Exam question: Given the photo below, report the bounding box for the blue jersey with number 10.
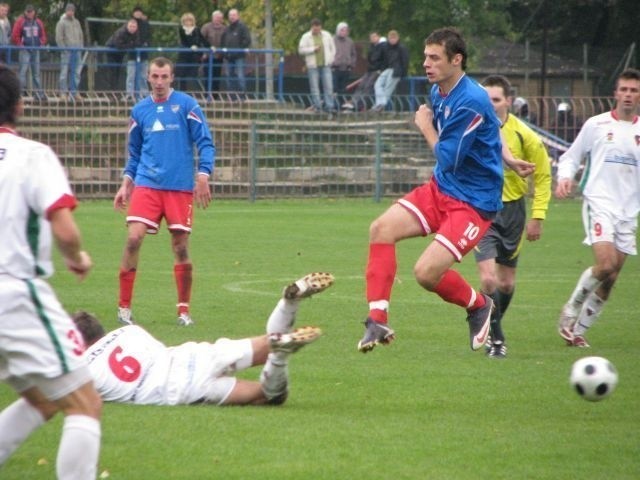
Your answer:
[125,90,215,192]
[430,74,503,213]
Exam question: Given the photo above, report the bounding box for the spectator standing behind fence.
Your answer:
[371,30,409,112]
[221,9,251,101]
[55,3,84,102]
[0,3,10,63]
[11,4,46,100]
[106,19,142,101]
[176,12,205,92]
[201,10,226,99]
[298,18,336,113]
[342,31,386,112]
[113,57,215,328]
[332,22,356,107]
[132,6,150,97]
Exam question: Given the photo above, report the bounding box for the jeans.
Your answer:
[307,65,335,111]
[125,60,136,97]
[18,48,43,95]
[59,50,82,94]
[373,68,400,109]
[126,60,149,98]
[226,57,246,94]
[137,60,149,96]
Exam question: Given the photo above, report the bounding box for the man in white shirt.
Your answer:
[556,68,640,347]
[75,272,334,406]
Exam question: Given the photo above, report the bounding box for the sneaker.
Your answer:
[341,102,355,111]
[484,334,493,352]
[283,272,334,300]
[558,303,577,344]
[466,294,493,351]
[487,341,507,359]
[269,326,322,353]
[177,312,194,326]
[357,318,395,353]
[117,307,134,325]
[571,335,590,348]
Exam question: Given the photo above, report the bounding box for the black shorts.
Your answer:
[474,197,526,268]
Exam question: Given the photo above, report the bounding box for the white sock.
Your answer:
[57,415,101,480]
[266,299,299,334]
[568,267,601,312]
[573,293,605,336]
[260,353,289,402]
[0,398,45,465]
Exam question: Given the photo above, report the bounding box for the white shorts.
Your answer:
[582,201,638,255]
[0,276,92,400]
[164,337,254,405]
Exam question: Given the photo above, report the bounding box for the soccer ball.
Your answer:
[570,356,618,402]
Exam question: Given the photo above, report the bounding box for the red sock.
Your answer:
[366,243,397,323]
[174,263,193,314]
[432,269,485,310]
[118,268,137,308]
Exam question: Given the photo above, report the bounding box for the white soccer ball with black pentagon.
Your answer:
[570,356,618,402]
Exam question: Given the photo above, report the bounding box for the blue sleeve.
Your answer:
[124,115,143,180]
[187,105,216,176]
[434,106,484,172]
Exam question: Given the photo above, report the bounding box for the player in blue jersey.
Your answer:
[358,27,534,353]
[113,56,216,327]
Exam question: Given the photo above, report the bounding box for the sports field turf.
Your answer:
[1,198,638,479]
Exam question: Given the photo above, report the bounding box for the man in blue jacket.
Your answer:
[113,57,216,327]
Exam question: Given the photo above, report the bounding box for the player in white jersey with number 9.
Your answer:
[556,68,640,348]
[0,65,102,479]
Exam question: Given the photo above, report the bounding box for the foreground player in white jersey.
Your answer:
[74,273,334,406]
[0,65,102,478]
[556,68,640,347]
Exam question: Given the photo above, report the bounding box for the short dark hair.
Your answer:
[0,65,21,125]
[72,311,106,347]
[311,18,322,27]
[617,68,640,86]
[150,56,175,73]
[481,74,512,98]
[425,27,467,70]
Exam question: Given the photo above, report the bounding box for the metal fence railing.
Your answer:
[2,45,286,101]
[9,45,625,201]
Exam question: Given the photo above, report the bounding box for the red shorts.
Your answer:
[398,180,492,261]
[127,187,193,234]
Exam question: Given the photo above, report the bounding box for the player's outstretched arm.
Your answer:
[49,208,92,280]
[113,176,134,211]
[194,173,212,209]
[555,178,573,198]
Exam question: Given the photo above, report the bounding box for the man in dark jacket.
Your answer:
[371,30,409,112]
[132,6,151,96]
[221,8,251,99]
[11,4,46,99]
[341,31,386,112]
[105,18,142,98]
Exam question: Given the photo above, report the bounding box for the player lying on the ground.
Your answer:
[73,272,334,406]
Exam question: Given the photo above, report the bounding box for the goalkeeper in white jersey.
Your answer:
[556,68,640,348]
[74,273,333,406]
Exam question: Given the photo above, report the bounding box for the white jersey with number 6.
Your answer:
[83,325,253,405]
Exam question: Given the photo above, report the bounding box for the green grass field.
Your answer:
[1,198,639,479]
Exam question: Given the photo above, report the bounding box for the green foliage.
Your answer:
[1,198,639,479]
